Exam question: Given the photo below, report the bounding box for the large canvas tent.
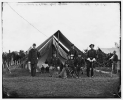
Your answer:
[35,30,85,69]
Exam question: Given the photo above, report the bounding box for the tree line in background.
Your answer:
[2,48,114,68]
[2,50,27,67]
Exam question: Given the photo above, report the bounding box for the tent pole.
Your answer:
[52,35,54,58]
[57,31,60,57]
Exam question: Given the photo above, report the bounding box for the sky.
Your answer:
[2,2,120,52]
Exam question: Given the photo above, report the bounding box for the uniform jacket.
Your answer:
[112,54,118,62]
[75,57,85,66]
[67,59,75,67]
[48,57,61,67]
[68,48,77,58]
[28,48,40,64]
[87,49,97,60]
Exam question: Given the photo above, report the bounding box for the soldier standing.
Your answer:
[87,44,96,77]
[110,50,118,75]
[68,44,78,78]
[68,44,77,59]
[28,43,40,77]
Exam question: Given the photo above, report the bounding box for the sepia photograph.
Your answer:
[2,1,121,98]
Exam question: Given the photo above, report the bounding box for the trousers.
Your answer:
[87,62,94,77]
[112,62,117,74]
[31,64,37,76]
[76,66,81,77]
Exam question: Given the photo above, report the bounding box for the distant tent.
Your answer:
[36,30,85,69]
[100,47,121,71]
[100,48,120,60]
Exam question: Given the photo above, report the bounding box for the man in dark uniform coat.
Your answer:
[75,52,85,77]
[68,44,77,59]
[87,44,96,77]
[110,50,118,74]
[68,44,78,77]
[28,43,40,77]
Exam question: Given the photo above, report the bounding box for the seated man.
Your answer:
[74,52,85,77]
[45,66,49,73]
[58,55,70,78]
[41,66,45,73]
[58,54,78,78]
[42,63,49,73]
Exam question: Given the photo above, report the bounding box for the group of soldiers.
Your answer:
[57,44,97,78]
[28,43,100,78]
[4,42,118,78]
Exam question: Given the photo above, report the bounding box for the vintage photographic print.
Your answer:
[2,1,121,98]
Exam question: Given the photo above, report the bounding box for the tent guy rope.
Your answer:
[6,3,48,38]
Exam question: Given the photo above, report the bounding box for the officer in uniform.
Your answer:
[68,44,77,59]
[28,43,40,77]
[75,52,85,77]
[68,55,77,78]
[68,44,78,78]
[87,44,96,77]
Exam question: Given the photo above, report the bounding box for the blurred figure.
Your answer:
[110,50,118,77]
[7,50,11,67]
[2,52,6,68]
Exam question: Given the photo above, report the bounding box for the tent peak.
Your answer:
[56,30,61,33]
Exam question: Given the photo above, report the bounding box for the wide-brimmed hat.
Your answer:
[89,44,94,47]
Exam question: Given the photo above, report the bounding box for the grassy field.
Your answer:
[95,67,112,72]
[3,66,120,98]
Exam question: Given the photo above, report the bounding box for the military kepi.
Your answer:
[89,44,94,47]
[33,43,36,46]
